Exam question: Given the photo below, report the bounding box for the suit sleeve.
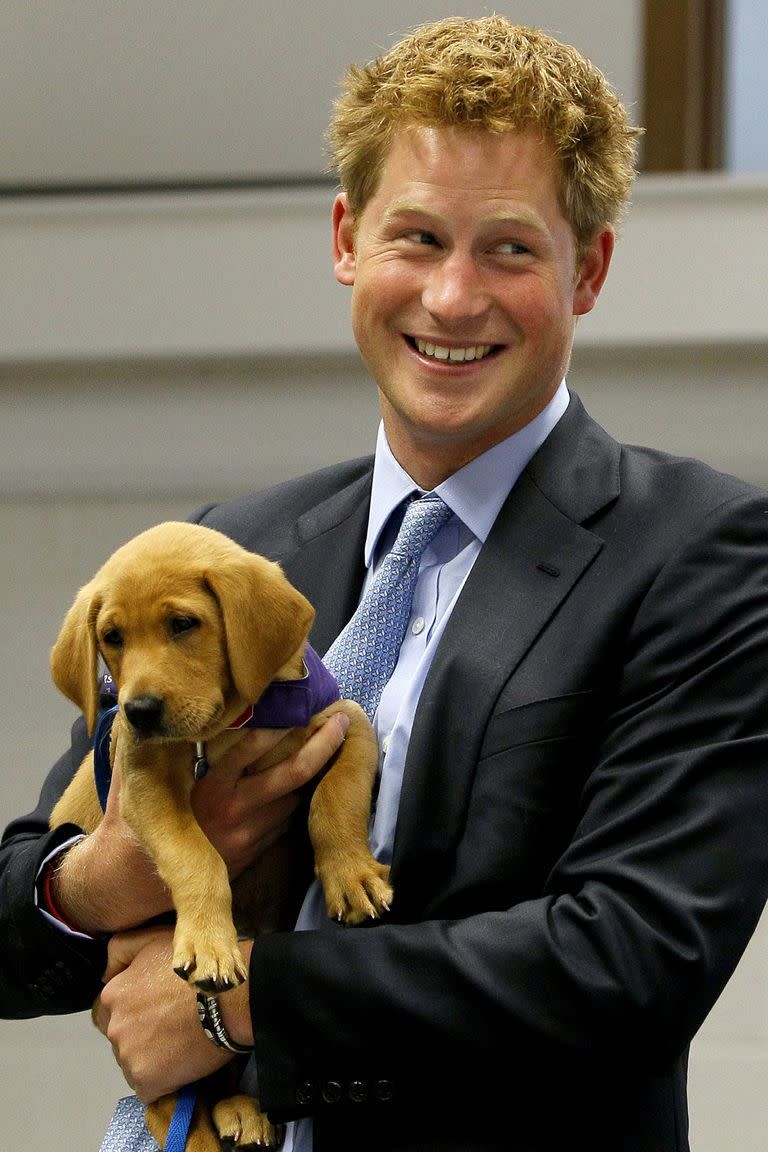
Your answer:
[246,491,768,1117]
[0,717,107,1018]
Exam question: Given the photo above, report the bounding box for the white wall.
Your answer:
[0,1,640,187]
[1,3,767,1150]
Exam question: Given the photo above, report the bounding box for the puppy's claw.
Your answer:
[195,973,245,994]
[221,1139,280,1151]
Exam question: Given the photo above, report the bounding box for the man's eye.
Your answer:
[496,241,529,255]
[170,616,199,637]
[405,230,439,246]
[101,629,123,648]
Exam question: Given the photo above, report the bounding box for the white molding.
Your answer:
[1,174,767,363]
[593,174,768,347]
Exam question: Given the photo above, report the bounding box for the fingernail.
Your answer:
[336,713,350,738]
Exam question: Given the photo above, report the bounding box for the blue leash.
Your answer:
[93,706,198,1152]
[162,1084,198,1152]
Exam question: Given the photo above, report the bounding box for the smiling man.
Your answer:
[333,124,613,487]
[3,15,768,1152]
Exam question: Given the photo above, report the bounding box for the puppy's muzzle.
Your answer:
[124,694,165,737]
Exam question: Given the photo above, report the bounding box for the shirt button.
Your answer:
[411,616,425,635]
[381,734,391,755]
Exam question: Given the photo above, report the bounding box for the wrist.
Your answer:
[43,840,108,937]
[53,828,172,936]
[39,855,92,934]
[205,941,254,1050]
[197,990,253,1053]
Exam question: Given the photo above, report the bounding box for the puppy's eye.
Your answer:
[101,628,123,648]
[169,616,199,637]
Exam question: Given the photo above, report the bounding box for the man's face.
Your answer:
[333,125,613,486]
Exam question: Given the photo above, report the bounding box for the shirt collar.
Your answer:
[365,380,569,565]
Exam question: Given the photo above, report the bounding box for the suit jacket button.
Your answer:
[374,1079,395,1103]
[295,1081,314,1106]
[322,1080,342,1104]
[349,1079,368,1103]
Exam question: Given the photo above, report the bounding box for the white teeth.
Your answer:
[415,339,493,362]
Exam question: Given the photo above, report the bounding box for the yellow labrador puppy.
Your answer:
[49,521,392,1149]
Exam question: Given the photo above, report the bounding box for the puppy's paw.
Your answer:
[319,856,393,926]
[172,929,249,993]
[213,1093,283,1150]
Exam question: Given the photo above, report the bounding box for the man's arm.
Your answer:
[238,491,768,1116]
[0,711,349,1021]
[0,716,109,1016]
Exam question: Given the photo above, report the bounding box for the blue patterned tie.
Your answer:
[99,1095,159,1152]
[323,494,452,719]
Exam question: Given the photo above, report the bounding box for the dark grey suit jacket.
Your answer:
[3,394,768,1151]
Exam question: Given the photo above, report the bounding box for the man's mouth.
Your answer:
[411,337,497,363]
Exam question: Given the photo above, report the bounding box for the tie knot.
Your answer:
[393,495,452,561]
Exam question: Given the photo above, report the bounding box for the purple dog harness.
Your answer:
[94,642,339,806]
[222,643,340,729]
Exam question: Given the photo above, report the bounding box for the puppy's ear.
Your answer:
[50,582,102,735]
[206,554,315,704]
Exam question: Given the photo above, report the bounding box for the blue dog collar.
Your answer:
[93,704,119,813]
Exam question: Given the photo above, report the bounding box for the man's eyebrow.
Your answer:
[382,200,440,222]
[383,201,549,233]
[484,208,550,233]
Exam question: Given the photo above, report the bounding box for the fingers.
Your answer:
[242,712,350,801]
[94,927,232,1102]
[202,713,349,803]
[91,990,109,1037]
[205,726,288,777]
[192,714,351,875]
[292,711,351,786]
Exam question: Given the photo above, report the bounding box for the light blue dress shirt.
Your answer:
[285,379,568,1151]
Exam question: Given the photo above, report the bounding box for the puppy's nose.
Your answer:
[124,695,164,735]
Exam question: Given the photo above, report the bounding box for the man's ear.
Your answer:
[573,226,615,317]
[333,192,357,285]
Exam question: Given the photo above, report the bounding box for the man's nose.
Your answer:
[421,251,491,322]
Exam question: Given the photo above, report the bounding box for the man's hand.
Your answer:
[93,926,254,1102]
[52,712,349,936]
[193,711,350,878]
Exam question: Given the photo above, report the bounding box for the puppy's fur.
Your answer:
[49,521,392,1150]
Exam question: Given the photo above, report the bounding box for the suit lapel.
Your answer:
[392,396,622,903]
[277,469,372,658]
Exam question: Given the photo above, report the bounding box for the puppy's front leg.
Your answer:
[119,738,247,992]
[308,700,393,924]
